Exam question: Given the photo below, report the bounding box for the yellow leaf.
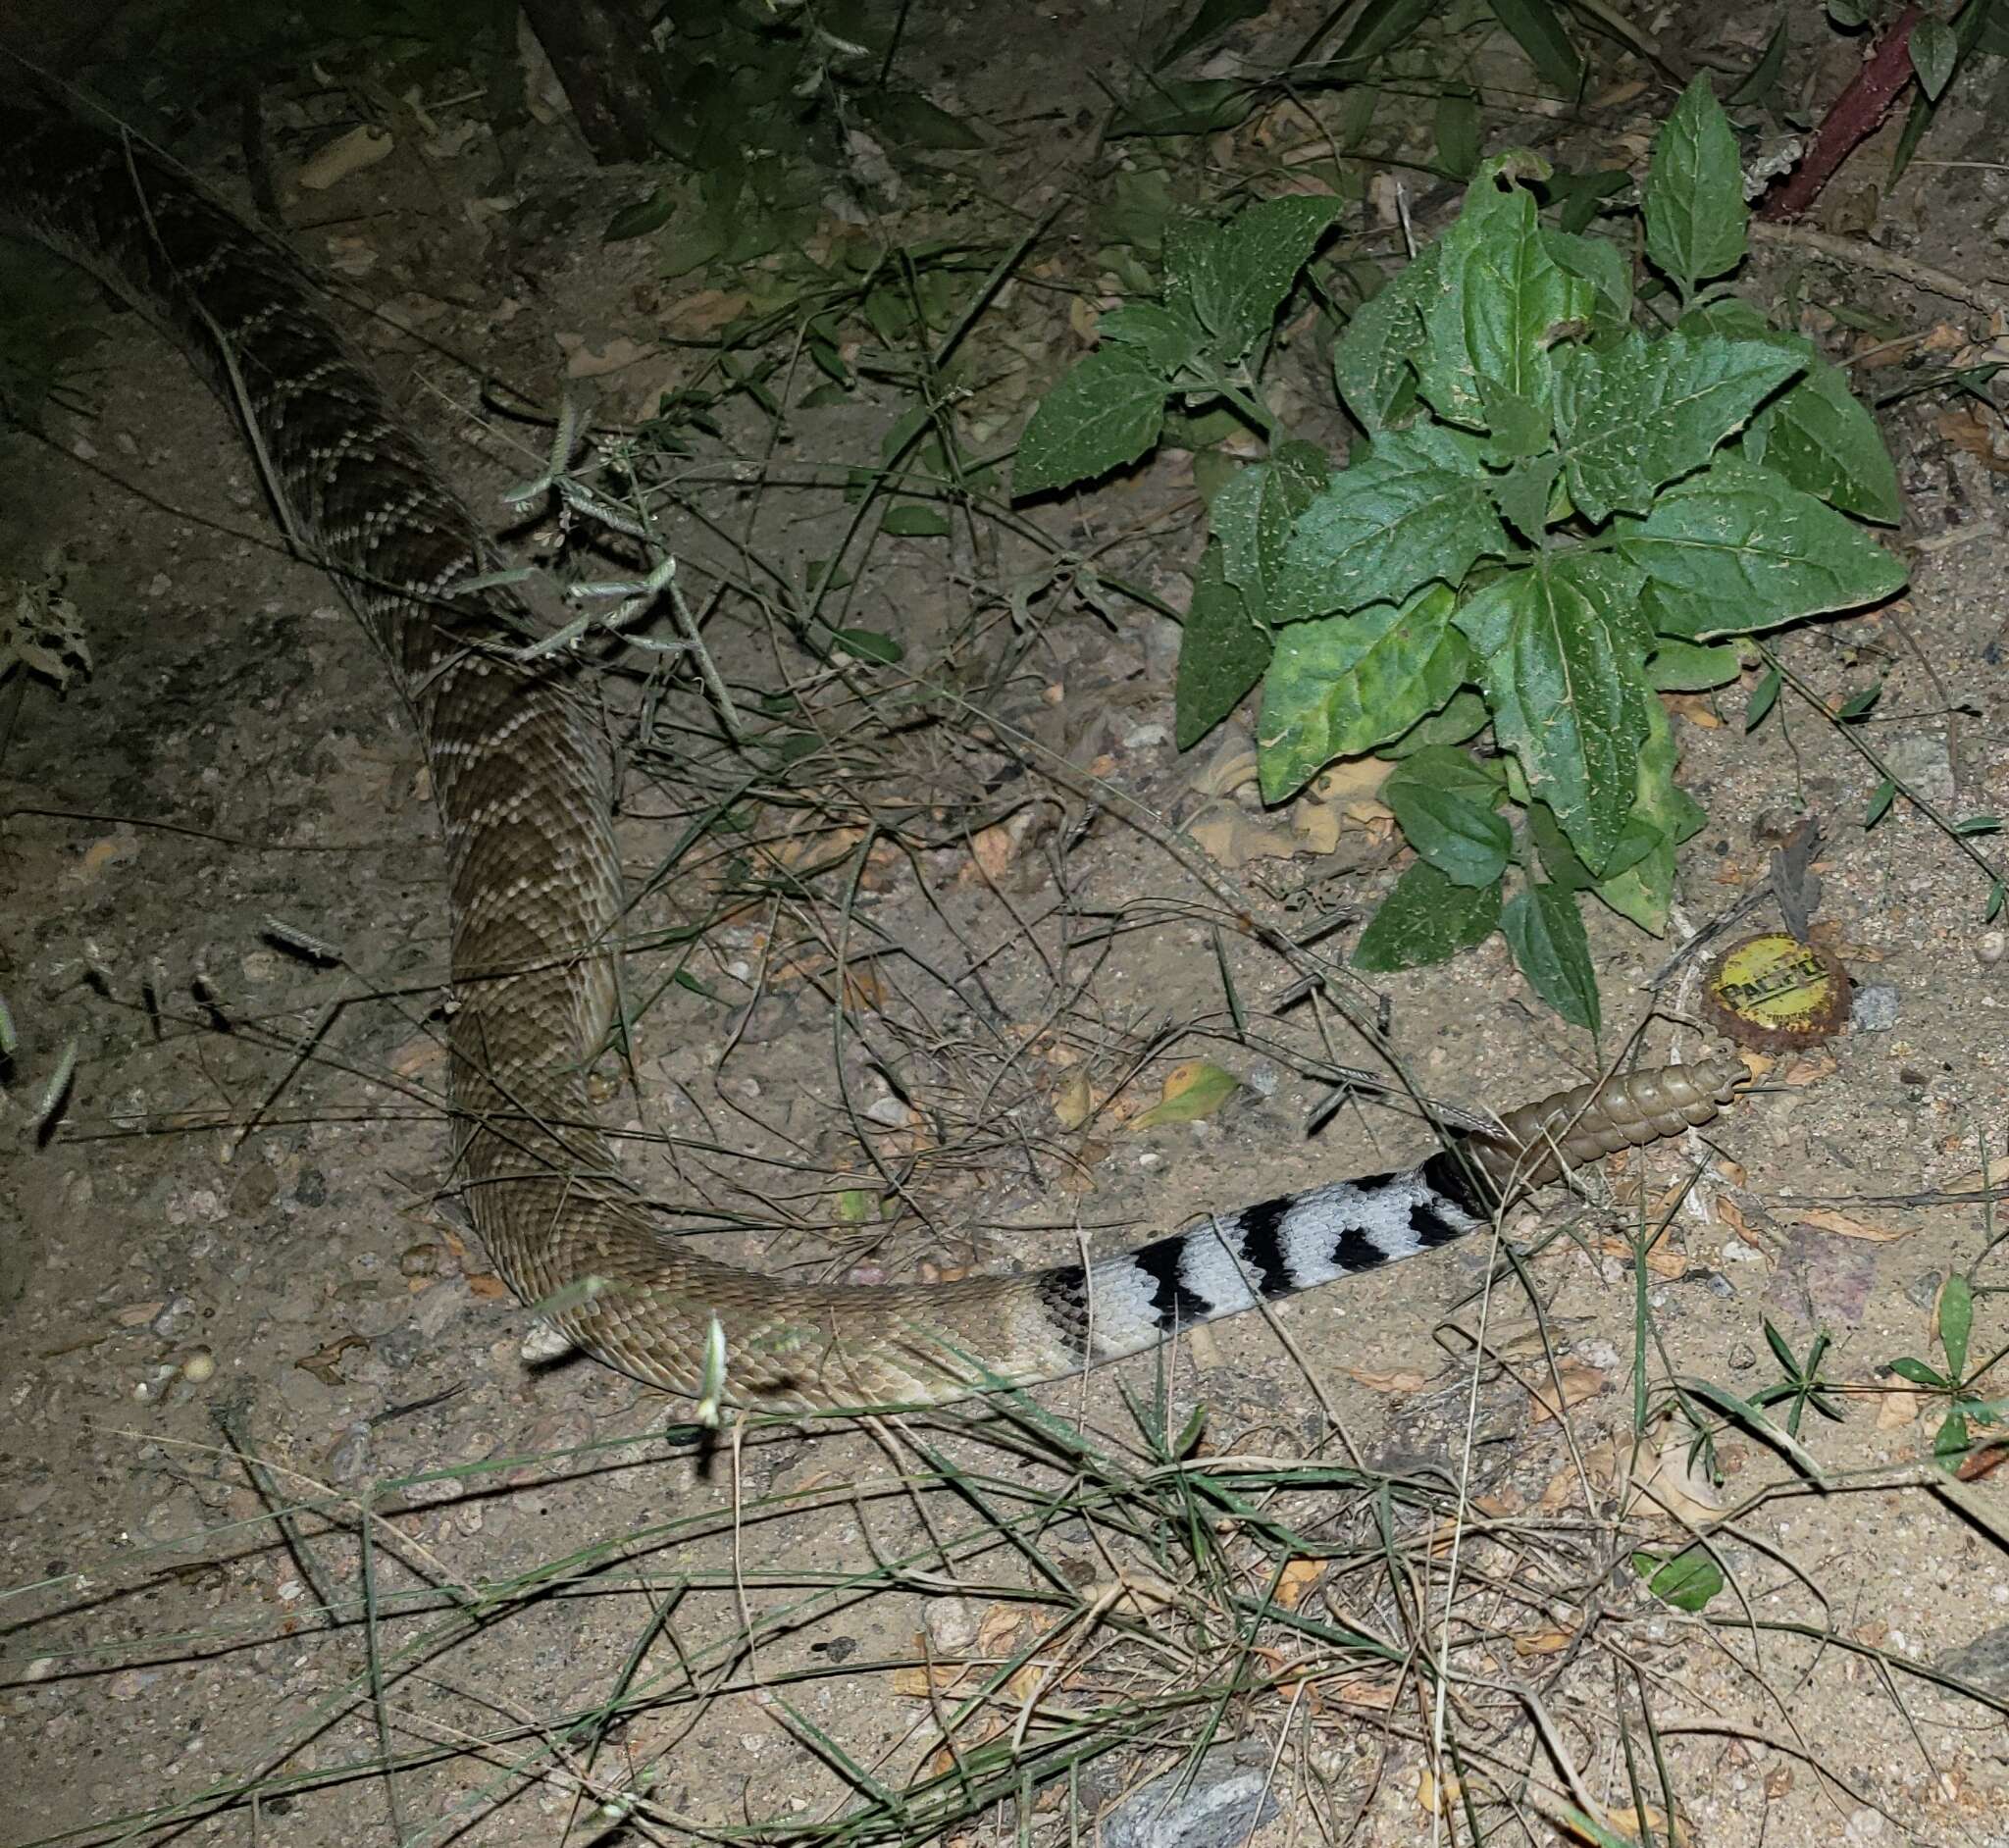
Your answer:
[1129,1059,1240,1128]
[1273,1558,1325,1610]
[1052,1069,1093,1130]
[1513,1626,1572,1657]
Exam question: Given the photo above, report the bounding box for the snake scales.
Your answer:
[2,101,1747,1412]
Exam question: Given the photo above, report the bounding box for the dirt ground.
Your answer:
[4,4,2009,1846]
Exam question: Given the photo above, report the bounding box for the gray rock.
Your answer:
[1100,1746,1279,1848]
[1850,984,1900,1031]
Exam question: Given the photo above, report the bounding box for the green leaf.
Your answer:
[1889,1357,1952,1389]
[1746,357,1905,525]
[1332,243,1439,434]
[1527,800,1592,890]
[1646,639,1742,690]
[1726,17,1790,108]
[1381,744,1511,887]
[1257,586,1472,799]
[1211,442,1331,619]
[1643,75,1747,296]
[1155,0,1272,69]
[1014,346,1168,495]
[1476,375,1552,460]
[1683,302,1904,522]
[1332,0,1437,63]
[1416,155,1596,429]
[1382,687,1491,756]
[855,90,987,149]
[1494,451,1564,542]
[1633,1546,1726,1613]
[1539,227,1632,326]
[1594,695,1704,933]
[1454,552,1651,872]
[1745,666,1781,730]
[1956,813,2003,836]
[831,628,904,664]
[1171,195,1345,366]
[1110,77,1256,137]
[605,186,677,242]
[1541,166,1631,237]
[1130,1058,1242,1127]
[1435,86,1481,179]
[1941,1272,1974,1380]
[1502,879,1600,1029]
[1273,425,1507,622]
[1175,540,1272,750]
[1911,18,1958,99]
[1487,0,1585,96]
[1352,859,1503,972]
[1554,332,1805,521]
[1098,301,1204,375]
[1618,461,1909,639]
[1935,1409,1973,1470]
[881,504,950,537]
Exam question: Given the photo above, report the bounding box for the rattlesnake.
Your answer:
[1,100,1747,1411]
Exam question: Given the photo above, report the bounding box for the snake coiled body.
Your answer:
[2,102,1747,1410]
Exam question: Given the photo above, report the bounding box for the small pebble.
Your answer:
[180,1347,217,1384]
[1978,930,2006,966]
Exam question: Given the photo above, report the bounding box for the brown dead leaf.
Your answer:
[1662,690,1725,728]
[1628,1430,1725,1524]
[1877,1386,1922,1431]
[1187,803,1302,867]
[1936,403,2009,471]
[1273,1557,1325,1610]
[1052,1069,1093,1131]
[1513,1626,1572,1657]
[1781,1049,1837,1088]
[1347,1366,1429,1393]
[892,1663,967,1698]
[1948,1154,2009,1194]
[664,288,751,338]
[1327,1673,1398,1709]
[465,1271,512,1300]
[294,1333,367,1385]
[1593,1234,1685,1279]
[975,1603,1024,1656]
[1794,1206,1910,1243]
[1528,1360,1607,1423]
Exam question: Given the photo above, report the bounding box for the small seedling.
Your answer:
[1749,1318,1847,1437]
[1888,1273,2006,1472]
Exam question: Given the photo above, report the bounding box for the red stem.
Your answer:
[1758,4,1923,222]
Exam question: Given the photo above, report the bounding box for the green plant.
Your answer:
[1889,1272,2008,1472]
[1012,77,1908,1029]
[1749,1319,1847,1437]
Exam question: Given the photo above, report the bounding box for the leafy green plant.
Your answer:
[1012,77,1908,1028]
[1889,1272,2007,1472]
[1749,1319,1847,1436]
[1630,1542,1725,1613]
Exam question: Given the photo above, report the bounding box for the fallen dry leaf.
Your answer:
[1628,1430,1725,1524]
[1273,1558,1325,1610]
[296,124,393,190]
[1051,1069,1093,1130]
[1347,1366,1428,1393]
[1528,1360,1607,1424]
[1793,1206,1909,1243]
[1593,1233,1685,1279]
[1877,1386,1922,1431]
[1948,1154,2009,1193]
[1512,1626,1572,1657]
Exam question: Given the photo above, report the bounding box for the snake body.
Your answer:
[2,102,1747,1411]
